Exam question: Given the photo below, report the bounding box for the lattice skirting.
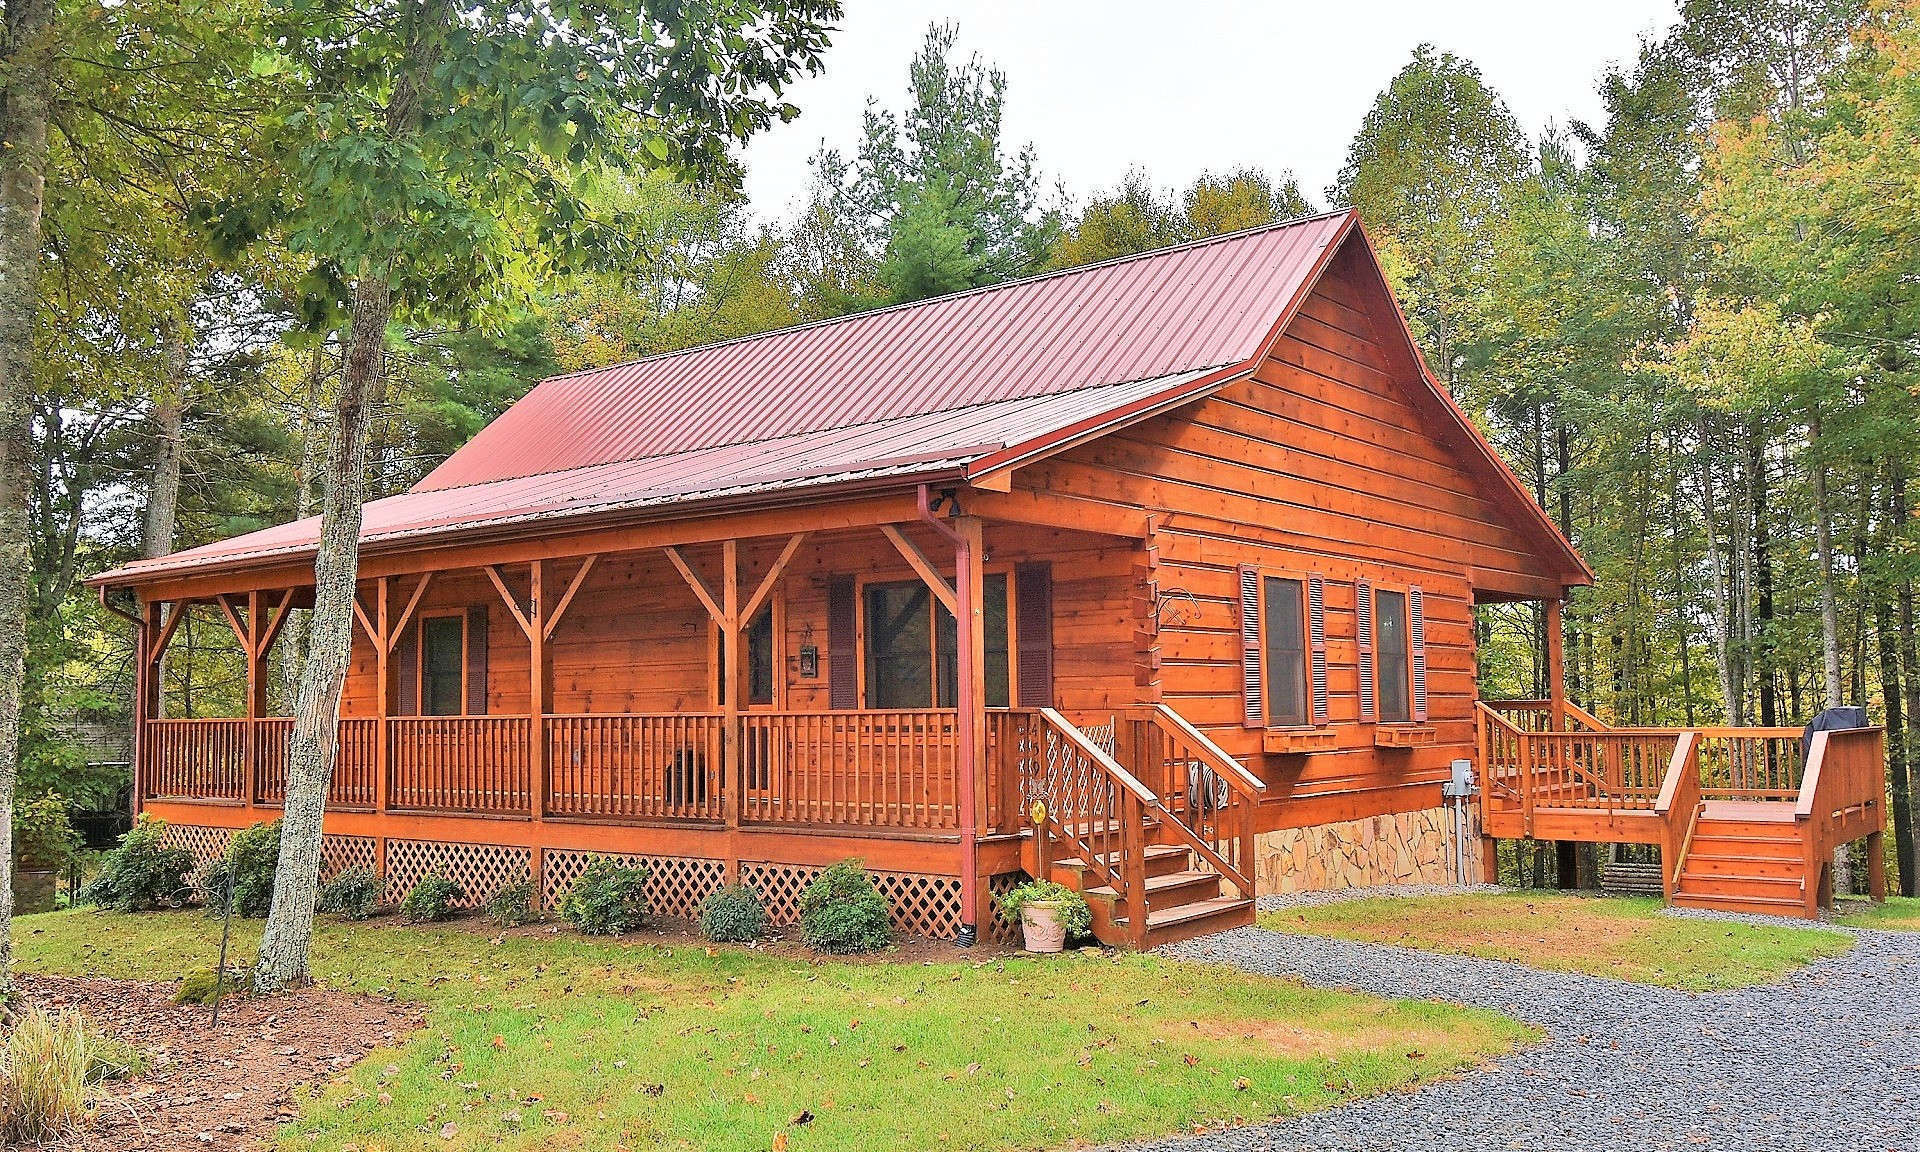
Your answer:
[540,850,726,921]
[157,822,233,868]
[984,872,1025,945]
[383,839,532,908]
[739,861,965,939]
[320,835,377,881]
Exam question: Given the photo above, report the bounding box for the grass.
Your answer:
[1260,891,1853,992]
[16,910,1532,1152]
[1837,895,1920,932]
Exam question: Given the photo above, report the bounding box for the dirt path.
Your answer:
[23,975,421,1151]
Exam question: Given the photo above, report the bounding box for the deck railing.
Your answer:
[388,716,532,814]
[742,709,959,830]
[143,709,963,831]
[547,713,724,822]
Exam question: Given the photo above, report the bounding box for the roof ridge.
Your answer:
[535,207,1355,387]
[411,364,1237,497]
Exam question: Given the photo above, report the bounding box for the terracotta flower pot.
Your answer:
[1019,901,1068,953]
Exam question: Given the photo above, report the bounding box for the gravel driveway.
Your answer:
[1125,916,1920,1151]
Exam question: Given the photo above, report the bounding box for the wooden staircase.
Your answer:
[1013,706,1264,950]
[1051,841,1254,949]
[1670,801,1815,917]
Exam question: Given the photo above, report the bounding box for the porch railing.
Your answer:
[146,718,248,802]
[387,716,532,814]
[742,710,959,830]
[547,713,724,822]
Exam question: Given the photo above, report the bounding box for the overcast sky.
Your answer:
[740,0,1680,224]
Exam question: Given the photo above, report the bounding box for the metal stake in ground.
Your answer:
[211,873,235,1027]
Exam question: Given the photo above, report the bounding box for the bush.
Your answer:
[317,867,383,920]
[399,872,463,923]
[174,966,248,1006]
[560,858,650,936]
[12,792,78,870]
[996,879,1093,937]
[485,876,539,927]
[0,1006,92,1143]
[798,859,891,954]
[78,816,193,912]
[698,884,769,943]
[200,819,281,918]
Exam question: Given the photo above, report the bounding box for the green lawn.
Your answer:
[1260,891,1853,992]
[17,911,1531,1151]
[1837,895,1920,932]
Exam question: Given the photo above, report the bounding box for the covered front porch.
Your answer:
[114,488,1259,943]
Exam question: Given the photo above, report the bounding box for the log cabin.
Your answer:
[92,210,1886,945]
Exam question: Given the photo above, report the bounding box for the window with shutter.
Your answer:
[1375,588,1410,723]
[1014,562,1053,707]
[421,615,465,716]
[1307,573,1329,724]
[1409,585,1428,722]
[826,575,857,710]
[394,622,419,716]
[1355,580,1375,722]
[465,605,488,715]
[1238,565,1263,727]
[1261,576,1305,726]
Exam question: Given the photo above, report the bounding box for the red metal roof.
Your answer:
[99,212,1356,585]
[417,210,1352,492]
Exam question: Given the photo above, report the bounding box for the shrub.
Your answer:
[485,876,539,927]
[200,819,281,918]
[798,859,891,954]
[317,867,383,920]
[996,879,1093,937]
[78,816,193,912]
[12,792,78,870]
[399,872,463,923]
[174,966,248,1006]
[0,1006,92,1143]
[699,884,769,942]
[560,858,650,936]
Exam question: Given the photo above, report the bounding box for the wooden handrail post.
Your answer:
[721,540,743,880]
[529,559,547,822]
[1123,793,1148,950]
[1544,596,1566,733]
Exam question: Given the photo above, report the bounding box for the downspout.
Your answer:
[918,484,979,946]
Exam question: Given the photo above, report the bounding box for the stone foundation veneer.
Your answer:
[1254,803,1483,895]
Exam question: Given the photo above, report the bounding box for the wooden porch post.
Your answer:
[955,516,983,941]
[1545,594,1578,890]
[720,541,744,881]
[371,579,391,882]
[529,560,548,898]
[133,599,159,816]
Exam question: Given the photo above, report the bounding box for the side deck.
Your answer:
[1477,701,1888,917]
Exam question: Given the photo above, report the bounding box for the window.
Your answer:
[421,615,465,716]
[717,606,777,706]
[1375,588,1410,722]
[983,573,1010,708]
[865,581,933,708]
[863,576,1013,709]
[1262,576,1308,726]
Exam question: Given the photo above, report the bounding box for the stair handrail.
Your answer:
[1134,703,1266,798]
[1653,730,1701,894]
[1107,704,1261,904]
[1022,709,1155,945]
[1563,700,1609,732]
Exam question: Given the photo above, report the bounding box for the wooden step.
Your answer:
[1678,872,1804,901]
[1050,844,1190,890]
[1688,832,1804,860]
[1692,818,1804,841]
[1115,896,1254,948]
[1669,890,1813,919]
[1680,853,1805,878]
[1083,869,1222,908]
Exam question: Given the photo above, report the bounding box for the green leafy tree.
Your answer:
[200,0,841,993]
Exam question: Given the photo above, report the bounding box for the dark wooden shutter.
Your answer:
[394,622,419,716]
[1409,585,1428,722]
[465,605,489,716]
[1355,579,1376,722]
[1015,562,1054,708]
[1237,565,1263,727]
[827,575,857,710]
[1307,573,1328,725]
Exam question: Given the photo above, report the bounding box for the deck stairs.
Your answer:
[1669,801,1816,918]
[1011,706,1263,950]
[1047,839,1254,949]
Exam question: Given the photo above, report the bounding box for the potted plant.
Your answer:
[997,880,1092,953]
[13,792,79,914]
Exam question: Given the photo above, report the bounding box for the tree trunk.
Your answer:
[253,277,391,992]
[0,0,58,997]
[1809,416,1843,711]
[1698,422,1739,724]
[139,334,189,719]
[272,346,329,709]
[1895,471,1920,897]
[1749,433,1778,726]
